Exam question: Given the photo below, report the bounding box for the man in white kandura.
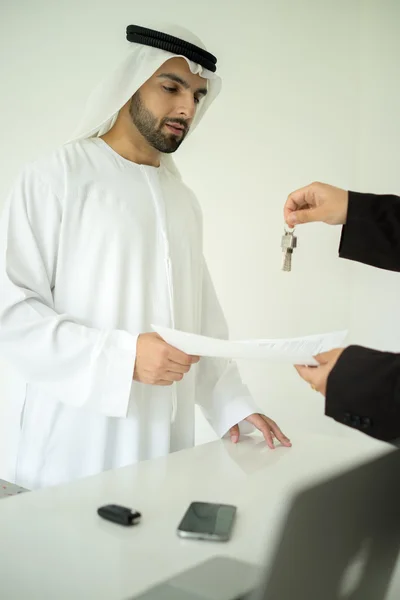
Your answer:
[0,23,291,489]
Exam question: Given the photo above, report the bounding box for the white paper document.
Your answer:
[151,324,348,366]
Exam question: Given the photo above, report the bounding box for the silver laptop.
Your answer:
[129,449,400,600]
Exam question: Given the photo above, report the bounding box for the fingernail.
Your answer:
[288,214,297,226]
[231,435,239,444]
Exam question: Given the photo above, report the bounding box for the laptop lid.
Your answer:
[256,449,400,600]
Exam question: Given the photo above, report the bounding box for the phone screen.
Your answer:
[177,502,237,540]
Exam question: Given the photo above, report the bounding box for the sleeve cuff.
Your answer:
[94,330,138,418]
[339,191,372,257]
[211,395,261,438]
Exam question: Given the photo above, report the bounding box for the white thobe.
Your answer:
[0,138,259,489]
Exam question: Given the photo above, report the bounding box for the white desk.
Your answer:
[0,430,398,600]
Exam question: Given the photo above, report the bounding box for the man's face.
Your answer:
[129,57,208,153]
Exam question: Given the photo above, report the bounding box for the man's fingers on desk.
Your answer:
[229,415,292,449]
[245,414,292,450]
[261,415,292,448]
[229,424,240,444]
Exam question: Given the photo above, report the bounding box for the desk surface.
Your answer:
[0,430,398,600]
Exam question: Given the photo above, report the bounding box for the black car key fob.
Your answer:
[97,504,141,526]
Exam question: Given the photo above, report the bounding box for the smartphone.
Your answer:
[177,501,237,541]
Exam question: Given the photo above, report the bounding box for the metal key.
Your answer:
[281,228,297,272]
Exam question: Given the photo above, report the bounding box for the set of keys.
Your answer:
[281,227,297,272]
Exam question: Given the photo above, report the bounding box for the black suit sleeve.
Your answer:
[339,191,400,272]
[325,345,400,441]
[326,191,400,441]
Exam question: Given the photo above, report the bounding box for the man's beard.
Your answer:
[129,92,188,154]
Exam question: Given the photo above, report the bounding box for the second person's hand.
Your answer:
[294,348,345,396]
[284,182,349,227]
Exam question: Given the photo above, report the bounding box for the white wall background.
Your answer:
[0,0,399,473]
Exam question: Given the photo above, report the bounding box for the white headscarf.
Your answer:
[67,23,222,177]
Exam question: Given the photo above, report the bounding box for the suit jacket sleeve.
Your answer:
[339,191,400,271]
[330,191,400,440]
[325,345,400,441]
